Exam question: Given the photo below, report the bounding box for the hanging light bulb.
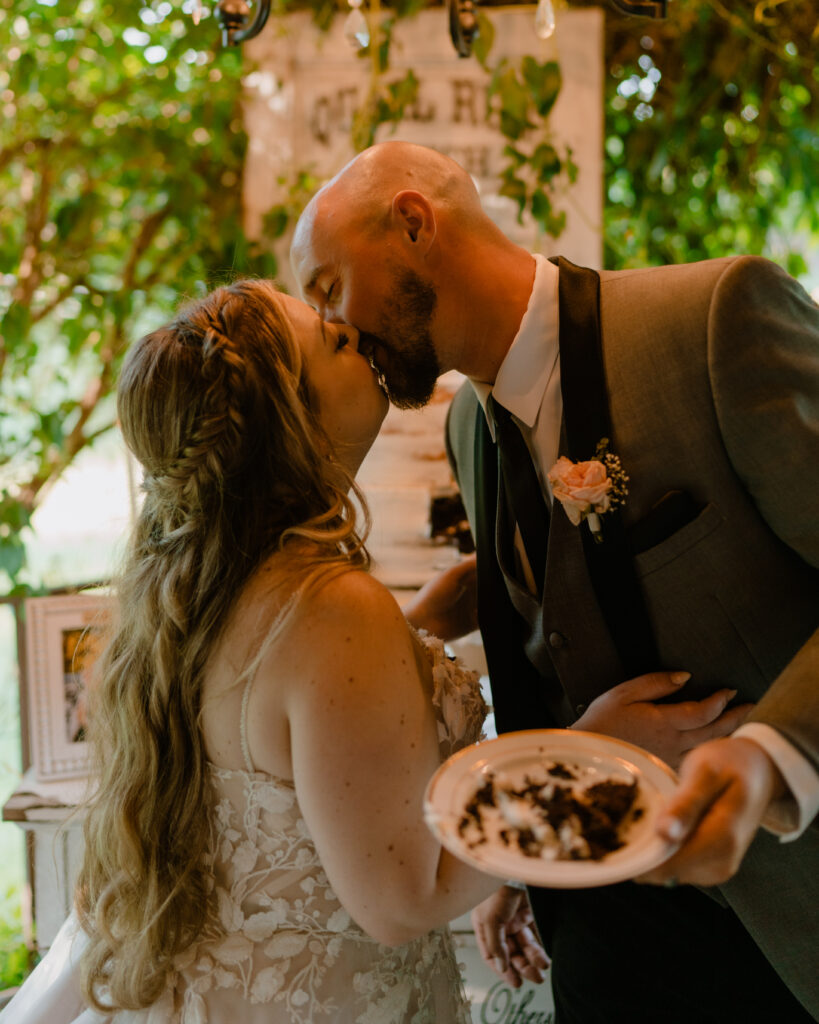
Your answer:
[344,0,370,49]
[534,0,556,39]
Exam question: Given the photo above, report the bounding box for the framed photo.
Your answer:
[25,594,114,781]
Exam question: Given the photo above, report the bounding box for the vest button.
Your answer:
[575,703,587,716]
[548,631,565,649]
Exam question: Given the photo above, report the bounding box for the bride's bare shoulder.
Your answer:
[294,568,408,642]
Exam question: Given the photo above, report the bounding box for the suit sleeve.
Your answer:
[709,255,819,777]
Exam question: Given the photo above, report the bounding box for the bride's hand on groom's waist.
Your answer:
[572,671,755,770]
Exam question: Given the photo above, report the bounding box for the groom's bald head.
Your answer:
[294,141,485,248]
[291,142,532,392]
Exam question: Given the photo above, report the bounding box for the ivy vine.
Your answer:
[474,12,578,237]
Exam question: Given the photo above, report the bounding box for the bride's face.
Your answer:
[279,293,389,474]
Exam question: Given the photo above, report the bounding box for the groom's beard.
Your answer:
[365,268,440,410]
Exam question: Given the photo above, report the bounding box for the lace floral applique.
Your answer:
[161,632,481,1023]
[414,629,487,760]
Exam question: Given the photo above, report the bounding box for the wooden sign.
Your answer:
[243,5,603,286]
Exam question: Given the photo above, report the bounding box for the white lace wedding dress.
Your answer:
[1,631,487,1024]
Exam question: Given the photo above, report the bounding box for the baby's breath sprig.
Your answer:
[593,437,629,511]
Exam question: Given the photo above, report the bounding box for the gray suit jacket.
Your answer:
[446,255,819,1015]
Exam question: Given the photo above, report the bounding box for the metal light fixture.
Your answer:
[215,0,272,47]
[448,0,479,58]
[448,0,667,58]
[211,0,665,55]
[609,0,667,16]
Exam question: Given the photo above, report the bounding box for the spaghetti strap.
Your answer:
[239,674,257,773]
[239,585,305,774]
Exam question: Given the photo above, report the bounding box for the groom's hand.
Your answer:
[471,885,549,989]
[572,671,755,769]
[637,736,786,886]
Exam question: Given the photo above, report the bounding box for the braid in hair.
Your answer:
[76,280,368,1011]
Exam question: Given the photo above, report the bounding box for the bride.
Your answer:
[1,279,546,1024]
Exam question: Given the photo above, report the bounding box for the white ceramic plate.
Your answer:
[424,729,680,888]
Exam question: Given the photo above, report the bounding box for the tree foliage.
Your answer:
[1,0,817,591]
[603,0,819,274]
[0,0,277,588]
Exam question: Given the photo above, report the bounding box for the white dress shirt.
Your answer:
[469,253,819,840]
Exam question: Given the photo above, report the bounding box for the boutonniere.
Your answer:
[547,438,629,543]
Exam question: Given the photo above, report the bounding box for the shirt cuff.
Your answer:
[733,722,819,841]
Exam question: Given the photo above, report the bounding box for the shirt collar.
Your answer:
[470,254,559,438]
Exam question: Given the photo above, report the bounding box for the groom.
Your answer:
[291,142,819,1022]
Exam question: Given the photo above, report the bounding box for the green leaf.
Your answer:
[522,58,562,119]
[502,144,527,167]
[498,171,527,212]
[0,539,26,582]
[531,142,562,180]
[494,67,530,124]
[499,111,533,142]
[546,210,567,238]
[786,252,808,278]
[34,411,66,449]
[531,190,552,224]
[0,305,31,349]
[472,10,496,68]
[264,206,290,240]
[387,70,420,116]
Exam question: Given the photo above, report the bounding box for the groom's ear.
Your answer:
[391,190,437,256]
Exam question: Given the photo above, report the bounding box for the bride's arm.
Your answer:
[280,569,501,947]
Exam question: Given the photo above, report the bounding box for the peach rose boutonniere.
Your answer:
[547,439,629,543]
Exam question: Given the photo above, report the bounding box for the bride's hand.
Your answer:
[573,671,755,770]
[402,554,478,641]
[471,885,549,989]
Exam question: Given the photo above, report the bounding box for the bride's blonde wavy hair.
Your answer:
[75,279,369,1011]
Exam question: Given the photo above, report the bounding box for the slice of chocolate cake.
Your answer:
[457,761,641,862]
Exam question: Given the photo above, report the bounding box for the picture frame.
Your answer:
[25,593,114,781]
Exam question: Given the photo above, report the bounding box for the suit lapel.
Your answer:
[554,256,660,677]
